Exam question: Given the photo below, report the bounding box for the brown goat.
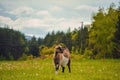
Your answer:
[53,45,71,74]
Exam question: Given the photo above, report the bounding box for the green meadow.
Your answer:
[0,57,120,80]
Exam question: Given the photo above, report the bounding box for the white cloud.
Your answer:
[0,15,90,38]
[44,17,84,32]
[0,16,23,30]
[8,6,53,18]
[12,18,50,30]
[0,16,13,24]
[0,12,91,37]
[56,19,82,31]
[50,6,63,12]
[75,5,98,11]
[9,6,34,16]
[36,10,49,15]
[24,18,49,27]
[36,10,51,18]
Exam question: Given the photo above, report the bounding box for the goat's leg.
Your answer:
[67,59,71,73]
[55,64,59,74]
[62,66,65,73]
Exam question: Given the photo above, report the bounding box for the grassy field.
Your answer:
[0,58,120,80]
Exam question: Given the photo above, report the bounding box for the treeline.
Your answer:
[0,26,26,60]
[0,3,120,60]
[0,26,45,60]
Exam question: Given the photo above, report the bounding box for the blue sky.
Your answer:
[0,0,119,38]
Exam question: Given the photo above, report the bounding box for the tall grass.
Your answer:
[0,58,120,80]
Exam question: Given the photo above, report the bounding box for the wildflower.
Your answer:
[36,73,38,76]
[23,73,26,75]
[115,74,118,77]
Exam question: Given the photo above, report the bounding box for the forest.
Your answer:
[0,3,120,60]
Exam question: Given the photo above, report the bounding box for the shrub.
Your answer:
[27,54,34,60]
[18,53,27,60]
[39,45,54,56]
[82,48,93,59]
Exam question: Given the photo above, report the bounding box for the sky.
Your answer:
[0,0,119,38]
